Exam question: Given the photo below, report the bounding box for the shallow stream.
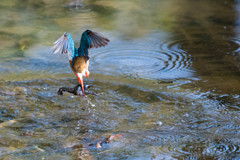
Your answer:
[0,0,240,159]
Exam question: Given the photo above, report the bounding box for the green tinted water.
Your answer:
[0,0,240,159]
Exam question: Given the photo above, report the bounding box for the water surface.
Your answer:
[0,0,240,159]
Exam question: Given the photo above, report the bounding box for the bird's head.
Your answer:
[75,67,89,93]
[76,73,84,93]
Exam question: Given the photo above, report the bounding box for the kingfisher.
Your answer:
[52,30,109,93]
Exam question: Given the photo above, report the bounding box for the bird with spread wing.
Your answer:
[52,30,110,93]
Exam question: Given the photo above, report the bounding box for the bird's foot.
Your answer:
[85,71,90,78]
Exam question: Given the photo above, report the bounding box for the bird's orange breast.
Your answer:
[69,56,89,74]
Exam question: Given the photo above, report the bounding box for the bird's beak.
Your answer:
[76,73,84,93]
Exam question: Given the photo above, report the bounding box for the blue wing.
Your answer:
[52,32,75,60]
[86,30,110,48]
[78,30,110,57]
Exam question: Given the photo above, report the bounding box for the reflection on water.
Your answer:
[0,0,240,159]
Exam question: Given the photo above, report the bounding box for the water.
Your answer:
[0,0,240,159]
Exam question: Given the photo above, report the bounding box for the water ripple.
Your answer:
[91,39,194,80]
[202,138,240,158]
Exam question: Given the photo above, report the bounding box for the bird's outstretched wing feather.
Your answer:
[87,31,110,48]
[52,32,75,59]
